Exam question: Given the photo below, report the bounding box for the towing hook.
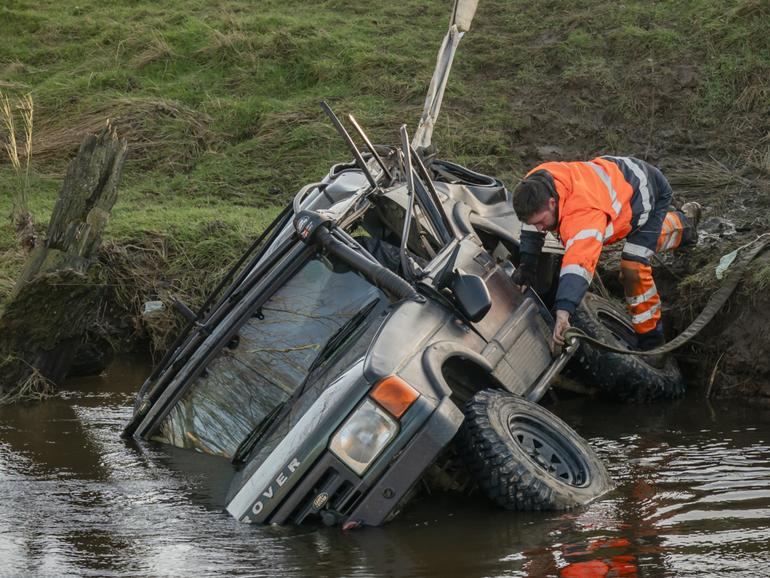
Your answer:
[294,210,334,244]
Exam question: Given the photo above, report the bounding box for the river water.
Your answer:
[1,357,768,578]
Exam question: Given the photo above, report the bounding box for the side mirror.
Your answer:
[452,270,491,322]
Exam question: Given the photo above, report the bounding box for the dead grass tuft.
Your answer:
[197,28,253,61]
[748,146,770,175]
[666,157,754,194]
[131,32,175,70]
[34,98,212,170]
[0,359,54,406]
[734,84,770,113]
[2,60,27,76]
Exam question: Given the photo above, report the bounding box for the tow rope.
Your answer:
[563,233,770,356]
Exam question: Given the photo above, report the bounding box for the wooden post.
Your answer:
[0,124,127,404]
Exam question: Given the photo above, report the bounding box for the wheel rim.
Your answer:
[507,415,590,486]
[597,309,638,349]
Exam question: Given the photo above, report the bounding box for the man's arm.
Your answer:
[552,209,609,347]
[513,225,545,289]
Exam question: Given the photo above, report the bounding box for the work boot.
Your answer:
[681,201,702,244]
[638,332,666,368]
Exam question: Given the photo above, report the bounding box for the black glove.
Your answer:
[512,262,537,288]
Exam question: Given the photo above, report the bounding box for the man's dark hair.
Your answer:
[512,170,556,220]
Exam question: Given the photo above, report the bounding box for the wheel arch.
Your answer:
[422,341,506,405]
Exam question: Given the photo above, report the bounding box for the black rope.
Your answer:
[564,233,770,356]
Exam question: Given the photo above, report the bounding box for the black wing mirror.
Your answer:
[452,270,491,322]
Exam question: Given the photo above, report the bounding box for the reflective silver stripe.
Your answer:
[661,229,681,251]
[670,229,681,249]
[610,156,652,227]
[622,242,654,259]
[605,222,614,239]
[560,264,593,283]
[631,302,661,325]
[586,162,622,216]
[626,285,658,306]
[564,228,603,250]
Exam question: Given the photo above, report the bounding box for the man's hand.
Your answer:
[551,309,570,354]
[512,263,537,293]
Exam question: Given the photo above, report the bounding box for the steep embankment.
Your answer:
[1,1,768,396]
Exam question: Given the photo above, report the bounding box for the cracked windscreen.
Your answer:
[155,257,384,457]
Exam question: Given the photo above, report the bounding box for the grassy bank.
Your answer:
[1,0,768,349]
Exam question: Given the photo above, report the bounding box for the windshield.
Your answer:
[155,257,384,457]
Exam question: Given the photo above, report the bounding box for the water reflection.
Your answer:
[0,358,768,577]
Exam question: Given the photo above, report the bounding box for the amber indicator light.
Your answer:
[370,376,420,419]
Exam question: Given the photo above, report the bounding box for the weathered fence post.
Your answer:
[0,123,127,404]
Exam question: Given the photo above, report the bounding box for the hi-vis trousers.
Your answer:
[619,171,696,349]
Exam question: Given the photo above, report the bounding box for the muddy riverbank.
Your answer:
[1,357,768,577]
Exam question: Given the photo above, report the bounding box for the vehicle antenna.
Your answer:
[319,101,377,190]
[347,114,393,182]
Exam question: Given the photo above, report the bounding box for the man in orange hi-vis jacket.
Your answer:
[511,156,701,352]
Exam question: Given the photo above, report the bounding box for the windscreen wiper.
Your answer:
[305,297,381,376]
[232,400,287,465]
[231,297,381,465]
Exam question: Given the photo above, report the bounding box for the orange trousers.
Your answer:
[620,209,694,348]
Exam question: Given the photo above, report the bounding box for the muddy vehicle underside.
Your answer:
[124,0,623,527]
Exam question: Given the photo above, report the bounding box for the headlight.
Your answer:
[329,399,398,475]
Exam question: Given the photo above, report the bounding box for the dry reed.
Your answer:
[666,157,754,194]
[1,91,35,247]
[33,98,211,170]
[0,359,54,406]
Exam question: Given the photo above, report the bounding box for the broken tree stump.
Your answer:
[0,124,127,404]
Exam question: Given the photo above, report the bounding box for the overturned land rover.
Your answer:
[123,0,617,527]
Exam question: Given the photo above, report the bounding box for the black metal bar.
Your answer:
[399,125,418,280]
[319,102,377,190]
[347,114,392,182]
[331,227,379,265]
[315,226,420,302]
[172,299,197,323]
[409,146,455,242]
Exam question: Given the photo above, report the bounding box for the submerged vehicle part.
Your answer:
[156,257,387,457]
[125,0,611,528]
[125,123,584,526]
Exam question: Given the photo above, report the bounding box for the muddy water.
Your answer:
[1,358,769,578]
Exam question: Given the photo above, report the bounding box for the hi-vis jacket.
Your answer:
[520,156,670,315]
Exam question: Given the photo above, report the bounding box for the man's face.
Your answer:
[525,197,558,232]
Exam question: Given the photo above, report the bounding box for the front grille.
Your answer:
[330,480,356,511]
[268,453,364,525]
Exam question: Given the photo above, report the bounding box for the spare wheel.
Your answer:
[569,292,685,402]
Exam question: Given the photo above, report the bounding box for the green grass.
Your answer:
[1,0,768,341]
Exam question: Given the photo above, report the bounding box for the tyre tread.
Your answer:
[458,390,612,511]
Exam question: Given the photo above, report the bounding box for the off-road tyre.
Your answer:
[458,389,612,511]
[570,292,685,402]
